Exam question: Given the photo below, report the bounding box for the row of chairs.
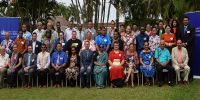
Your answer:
[2,69,183,88]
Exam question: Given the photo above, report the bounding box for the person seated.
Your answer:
[124,43,139,83]
[50,43,67,88]
[80,41,94,88]
[66,47,80,87]
[7,44,22,88]
[172,39,190,84]
[19,45,37,88]
[93,45,108,89]
[37,44,50,87]
[108,42,125,88]
[155,40,174,87]
[0,47,9,89]
[140,42,155,86]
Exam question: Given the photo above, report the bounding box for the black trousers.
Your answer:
[50,67,65,85]
[18,68,35,86]
[80,66,92,87]
[156,64,174,83]
[7,67,21,87]
[37,69,49,86]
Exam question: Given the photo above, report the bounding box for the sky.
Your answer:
[56,0,125,22]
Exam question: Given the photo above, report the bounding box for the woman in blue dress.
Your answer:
[140,42,155,85]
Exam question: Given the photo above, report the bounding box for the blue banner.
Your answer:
[0,17,20,42]
[185,12,200,76]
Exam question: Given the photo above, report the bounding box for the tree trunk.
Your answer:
[116,0,120,31]
[94,0,100,30]
[106,0,111,27]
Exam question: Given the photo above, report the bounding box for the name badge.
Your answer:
[149,56,151,59]
[104,39,107,42]
[144,38,146,41]
[32,59,34,62]
[60,57,63,60]
[187,31,190,34]
[21,42,24,44]
[170,37,173,41]
[119,54,121,57]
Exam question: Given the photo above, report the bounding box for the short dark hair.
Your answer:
[56,43,62,47]
[183,16,189,20]
[41,43,46,47]
[88,20,93,23]
[32,32,37,36]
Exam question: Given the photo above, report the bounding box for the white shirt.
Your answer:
[0,53,9,67]
[64,28,78,41]
[77,30,85,42]
[33,29,45,42]
[32,41,36,53]
[37,52,50,69]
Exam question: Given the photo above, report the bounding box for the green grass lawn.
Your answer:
[0,79,200,100]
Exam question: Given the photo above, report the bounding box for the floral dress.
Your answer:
[66,55,79,80]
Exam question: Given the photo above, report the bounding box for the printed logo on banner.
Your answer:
[0,17,20,42]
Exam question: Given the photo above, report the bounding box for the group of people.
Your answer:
[0,16,195,89]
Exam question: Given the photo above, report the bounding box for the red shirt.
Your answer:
[161,33,176,44]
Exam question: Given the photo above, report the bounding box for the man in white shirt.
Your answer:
[33,22,46,42]
[107,20,116,38]
[37,44,50,87]
[64,21,78,41]
[84,20,97,40]
[77,24,85,42]
[0,47,9,89]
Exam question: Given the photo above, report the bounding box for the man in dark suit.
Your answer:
[29,33,42,55]
[18,45,37,88]
[179,16,195,81]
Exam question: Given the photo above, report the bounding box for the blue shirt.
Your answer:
[95,35,111,49]
[51,51,67,65]
[154,47,171,64]
[23,31,32,41]
[136,33,149,53]
[53,38,67,52]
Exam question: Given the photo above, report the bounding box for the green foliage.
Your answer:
[0,80,200,100]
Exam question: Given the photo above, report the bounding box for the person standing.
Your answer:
[29,33,42,55]
[179,16,195,81]
[33,22,46,42]
[95,26,111,52]
[14,30,28,55]
[1,32,13,56]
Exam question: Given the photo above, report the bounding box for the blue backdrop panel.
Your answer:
[0,17,20,42]
[185,12,200,76]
